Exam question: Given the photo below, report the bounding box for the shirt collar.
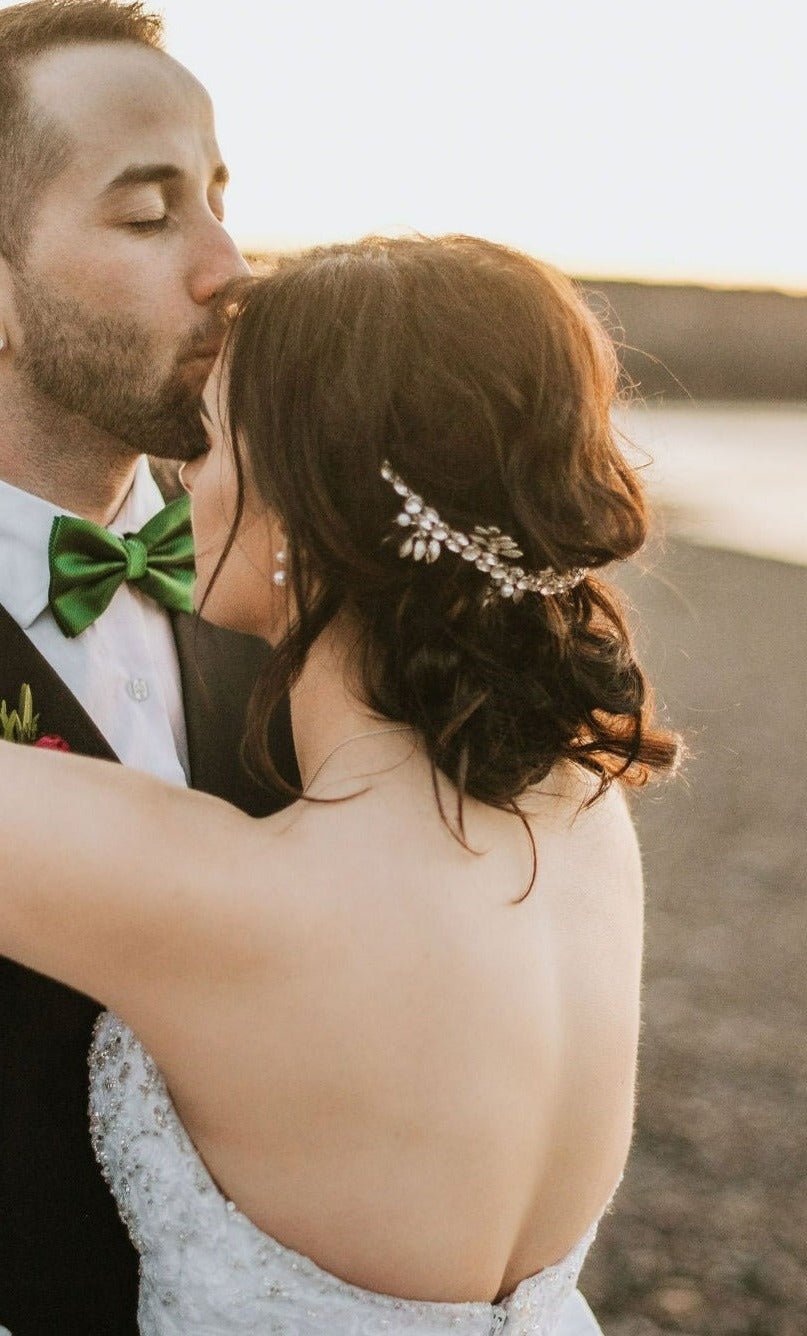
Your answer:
[0,456,166,630]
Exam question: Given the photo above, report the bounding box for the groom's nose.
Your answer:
[188,219,250,306]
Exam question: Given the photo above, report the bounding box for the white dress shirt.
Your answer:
[0,457,189,786]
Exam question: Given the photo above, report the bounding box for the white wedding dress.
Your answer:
[89,1012,607,1335]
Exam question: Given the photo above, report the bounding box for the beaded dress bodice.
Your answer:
[89,1012,603,1335]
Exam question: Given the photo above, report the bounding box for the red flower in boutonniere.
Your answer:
[0,684,70,751]
[34,735,72,752]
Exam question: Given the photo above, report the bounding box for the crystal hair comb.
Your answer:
[380,460,590,602]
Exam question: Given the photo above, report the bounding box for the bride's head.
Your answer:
[184,233,679,813]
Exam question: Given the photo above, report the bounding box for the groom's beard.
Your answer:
[12,270,210,461]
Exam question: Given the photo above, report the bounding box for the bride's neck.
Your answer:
[290,614,404,792]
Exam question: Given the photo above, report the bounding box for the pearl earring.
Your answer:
[0,336,6,352]
[273,549,287,587]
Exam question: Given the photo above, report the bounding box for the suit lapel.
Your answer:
[171,611,299,815]
[0,601,297,809]
[0,602,119,762]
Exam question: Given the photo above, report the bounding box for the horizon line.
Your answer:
[236,240,807,300]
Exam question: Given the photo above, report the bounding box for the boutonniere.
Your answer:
[0,684,71,751]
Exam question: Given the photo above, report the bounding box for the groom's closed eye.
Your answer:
[126,215,170,233]
[100,162,229,231]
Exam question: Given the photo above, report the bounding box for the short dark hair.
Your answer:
[216,236,681,892]
[0,1,164,264]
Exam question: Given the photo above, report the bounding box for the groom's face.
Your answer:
[4,41,248,460]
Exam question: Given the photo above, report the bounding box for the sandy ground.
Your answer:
[577,533,807,1335]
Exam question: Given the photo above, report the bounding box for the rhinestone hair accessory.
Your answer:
[380,460,591,602]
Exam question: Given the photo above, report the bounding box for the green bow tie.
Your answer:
[48,495,195,638]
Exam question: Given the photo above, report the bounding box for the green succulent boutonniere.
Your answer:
[1,683,39,742]
[0,684,71,751]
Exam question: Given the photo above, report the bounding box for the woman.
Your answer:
[1,235,679,1334]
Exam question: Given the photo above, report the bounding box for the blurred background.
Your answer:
[164,2,807,1332]
[11,0,805,1328]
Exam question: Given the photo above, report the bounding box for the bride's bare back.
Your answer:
[138,755,642,1306]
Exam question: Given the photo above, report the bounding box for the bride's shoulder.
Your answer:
[522,764,644,894]
[525,761,637,830]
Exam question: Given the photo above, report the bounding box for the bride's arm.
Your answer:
[0,742,268,1014]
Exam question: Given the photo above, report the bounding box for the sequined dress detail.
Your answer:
[89,1012,603,1335]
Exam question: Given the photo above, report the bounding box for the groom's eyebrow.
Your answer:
[100,162,230,195]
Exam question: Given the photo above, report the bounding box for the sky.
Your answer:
[9,0,807,289]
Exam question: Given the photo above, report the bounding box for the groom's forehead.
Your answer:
[26,42,221,193]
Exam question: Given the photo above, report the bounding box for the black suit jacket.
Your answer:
[0,604,298,1335]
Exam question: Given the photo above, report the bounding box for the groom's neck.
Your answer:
[0,381,138,524]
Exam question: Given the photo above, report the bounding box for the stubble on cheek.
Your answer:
[13,271,209,459]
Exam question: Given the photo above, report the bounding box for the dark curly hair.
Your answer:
[213,235,680,881]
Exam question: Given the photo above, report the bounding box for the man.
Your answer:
[0,3,296,1331]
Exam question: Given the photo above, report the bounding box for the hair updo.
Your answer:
[217,234,680,841]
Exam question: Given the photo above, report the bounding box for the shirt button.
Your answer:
[127,678,150,703]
